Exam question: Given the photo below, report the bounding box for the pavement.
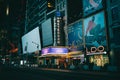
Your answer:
[0,66,120,80]
[16,66,120,77]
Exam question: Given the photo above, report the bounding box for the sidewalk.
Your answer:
[17,66,120,78]
[2,65,120,78]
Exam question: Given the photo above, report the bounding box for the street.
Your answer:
[0,66,119,80]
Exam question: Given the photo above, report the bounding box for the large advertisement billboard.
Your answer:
[68,20,83,50]
[42,18,53,47]
[83,0,103,16]
[21,27,41,54]
[83,11,107,53]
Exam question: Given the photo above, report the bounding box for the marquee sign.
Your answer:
[86,46,105,53]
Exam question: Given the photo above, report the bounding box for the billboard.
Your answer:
[83,11,107,53]
[42,18,53,47]
[21,27,41,54]
[83,0,103,16]
[68,20,83,50]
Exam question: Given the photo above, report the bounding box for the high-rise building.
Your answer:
[106,0,120,70]
[55,0,83,45]
[25,0,66,48]
[25,0,55,33]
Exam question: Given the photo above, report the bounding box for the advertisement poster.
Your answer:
[83,11,107,52]
[83,0,103,16]
[68,20,83,50]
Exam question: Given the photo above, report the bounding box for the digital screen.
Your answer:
[21,27,41,54]
[41,48,50,55]
[83,0,103,16]
[83,11,107,52]
[42,18,53,47]
[68,20,83,49]
[49,48,68,53]
[41,48,68,55]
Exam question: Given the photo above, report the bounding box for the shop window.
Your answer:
[89,55,109,67]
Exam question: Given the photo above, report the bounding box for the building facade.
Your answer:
[23,0,120,71]
[106,0,120,70]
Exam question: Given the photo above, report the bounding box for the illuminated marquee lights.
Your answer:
[56,14,61,44]
[91,47,97,53]
[86,46,104,53]
[41,47,68,55]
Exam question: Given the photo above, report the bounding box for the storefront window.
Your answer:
[89,54,109,67]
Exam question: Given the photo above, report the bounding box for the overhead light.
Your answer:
[6,5,9,16]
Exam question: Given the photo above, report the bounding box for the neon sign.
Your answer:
[86,46,104,53]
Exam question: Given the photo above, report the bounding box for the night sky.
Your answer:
[0,0,26,55]
[0,0,26,26]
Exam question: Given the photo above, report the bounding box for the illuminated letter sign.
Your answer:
[91,47,97,53]
[97,46,104,52]
[86,46,104,53]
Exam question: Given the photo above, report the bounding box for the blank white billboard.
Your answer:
[21,27,41,54]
